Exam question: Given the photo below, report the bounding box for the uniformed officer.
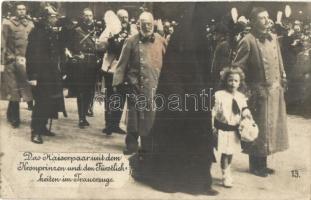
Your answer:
[1,2,34,128]
[112,12,167,154]
[67,8,101,128]
[233,7,288,177]
[98,9,137,135]
[26,6,67,144]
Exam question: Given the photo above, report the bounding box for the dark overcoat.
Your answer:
[26,22,66,119]
[1,17,33,101]
[233,31,289,156]
[211,39,232,88]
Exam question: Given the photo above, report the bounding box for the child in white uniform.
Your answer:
[212,67,251,188]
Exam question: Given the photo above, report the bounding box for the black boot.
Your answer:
[77,96,90,128]
[42,127,56,136]
[102,126,113,135]
[262,157,275,174]
[111,126,126,134]
[79,118,90,128]
[31,131,43,144]
[7,101,13,123]
[123,133,139,155]
[9,102,20,128]
[249,156,268,177]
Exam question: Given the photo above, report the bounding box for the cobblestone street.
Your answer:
[0,99,310,199]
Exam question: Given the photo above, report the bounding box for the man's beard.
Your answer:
[84,20,93,26]
[140,28,154,37]
[121,22,128,29]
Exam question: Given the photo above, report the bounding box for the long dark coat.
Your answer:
[211,39,232,89]
[26,22,66,119]
[1,17,33,101]
[233,31,289,156]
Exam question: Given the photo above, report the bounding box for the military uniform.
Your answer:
[26,20,67,142]
[1,16,34,126]
[113,33,166,151]
[98,23,136,134]
[233,30,288,173]
[67,22,100,125]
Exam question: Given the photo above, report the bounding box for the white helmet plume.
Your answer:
[104,10,122,35]
[285,5,291,18]
[231,7,238,24]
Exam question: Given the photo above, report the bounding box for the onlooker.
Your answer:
[211,23,232,89]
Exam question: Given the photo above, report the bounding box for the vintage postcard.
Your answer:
[0,1,310,199]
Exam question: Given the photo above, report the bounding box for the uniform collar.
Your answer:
[251,29,272,43]
[10,16,29,26]
[139,33,155,43]
[80,22,95,33]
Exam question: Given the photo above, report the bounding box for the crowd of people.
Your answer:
[1,3,175,144]
[206,7,311,112]
[1,2,310,195]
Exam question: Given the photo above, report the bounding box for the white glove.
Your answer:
[28,80,37,86]
[242,108,252,119]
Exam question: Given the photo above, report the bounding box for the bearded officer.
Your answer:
[67,8,101,128]
[113,12,167,155]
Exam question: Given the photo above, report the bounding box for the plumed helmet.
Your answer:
[41,6,58,18]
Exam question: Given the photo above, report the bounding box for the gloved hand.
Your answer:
[28,80,37,86]
[242,108,253,120]
[281,78,288,91]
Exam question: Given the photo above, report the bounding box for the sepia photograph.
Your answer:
[0,1,310,199]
